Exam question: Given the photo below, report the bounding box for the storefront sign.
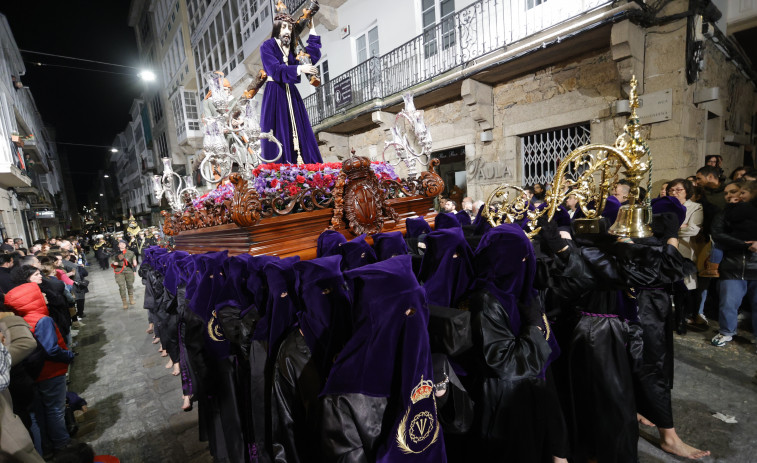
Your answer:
[466,158,512,182]
[35,210,55,219]
[637,89,672,125]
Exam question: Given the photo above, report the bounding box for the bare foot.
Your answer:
[172,362,180,376]
[637,413,656,427]
[152,337,160,345]
[165,359,173,369]
[146,324,154,334]
[160,350,168,357]
[553,457,568,463]
[659,428,710,459]
[181,395,192,411]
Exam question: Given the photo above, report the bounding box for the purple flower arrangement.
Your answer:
[250,162,399,199]
[191,161,400,209]
[192,181,235,209]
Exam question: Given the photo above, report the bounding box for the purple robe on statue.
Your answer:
[260,35,323,164]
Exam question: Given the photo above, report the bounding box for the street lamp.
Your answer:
[103,174,110,178]
[20,49,157,84]
[110,148,118,153]
[139,70,157,82]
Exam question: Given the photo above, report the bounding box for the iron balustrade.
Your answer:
[281,0,308,16]
[303,0,612,126]
[305,57,382,127]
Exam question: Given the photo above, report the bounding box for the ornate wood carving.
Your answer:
[229,173,262,227]
[162,159,443,239]
[379,159,444,200]
[161,211,178,236]
[336,156,399,236]
[330,172,346,230]
[420,158,444,197]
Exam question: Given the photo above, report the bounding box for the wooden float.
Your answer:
[163,157,444,258]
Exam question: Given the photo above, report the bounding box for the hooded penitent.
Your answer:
[473,224,560,372]
[321,255,446,462]
[294,255,353,382]
[372,231,409,261]
[434,212,461,230]
[455,210,472,226]
[417,227,475,308]
[317,230,347,258]
[651,196,686,227]
[260,256,301,357]
[163,251,190,297]
[405,217,431,238]
[187,251,230,359]
[468,224,564,461]
[572,194,622,223]
[338,234,377,271]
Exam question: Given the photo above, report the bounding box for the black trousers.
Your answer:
[76,299,85,318]
[635,289,675,429]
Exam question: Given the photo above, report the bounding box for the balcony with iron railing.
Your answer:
[304,0,614,128]
[13,88,43,135]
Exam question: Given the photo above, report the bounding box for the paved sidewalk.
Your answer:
[68,262,210,463]
[638,322,757,462]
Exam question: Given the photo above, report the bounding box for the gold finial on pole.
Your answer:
[483,76,654,238]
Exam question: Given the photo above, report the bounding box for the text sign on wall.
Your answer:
[637,89,672,125]
[466,158,513,183]
[35,211,55,219]
[333,78,353,109]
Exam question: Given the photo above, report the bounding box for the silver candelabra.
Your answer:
[152,157,200,211]
[382,93,433,178]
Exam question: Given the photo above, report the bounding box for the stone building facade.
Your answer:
[313,0,756,203]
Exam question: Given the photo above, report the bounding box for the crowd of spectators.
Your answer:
[0,236,98,461]
[672,156,757,347]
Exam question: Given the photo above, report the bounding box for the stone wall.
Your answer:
[317,13,756,204]
[697,37,756,178]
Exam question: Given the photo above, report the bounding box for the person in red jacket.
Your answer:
[4,265,74,457]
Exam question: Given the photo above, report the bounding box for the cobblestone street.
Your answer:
[68,261,757,462]
[67,263,210,462]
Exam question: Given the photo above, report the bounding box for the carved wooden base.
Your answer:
[172,195,437,258]
[167,157,444,258]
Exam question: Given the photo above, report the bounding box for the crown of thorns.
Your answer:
[274,1,295,23]
[274,12,296,23]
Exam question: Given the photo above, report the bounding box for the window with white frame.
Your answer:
[171,93,186,138]
[162,29,187,87]
[154,0,173,33]
[187,0,211,35]
[422,0,456,58]
[318,59,329,84]
[356,26,379,64]
[151,96,164,124]
[156,132,169,158]
[526,0,548,9]
[194,0,251,97]
[171,88,200,139]
[521,123,591,186]
[184,91,200,130]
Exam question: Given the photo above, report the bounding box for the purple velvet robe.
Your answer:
[260,36,323,164]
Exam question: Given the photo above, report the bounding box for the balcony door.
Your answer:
[520,0,553,39]
[422,0,457,80]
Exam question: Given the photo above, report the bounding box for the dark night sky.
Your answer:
[2,1,143,206]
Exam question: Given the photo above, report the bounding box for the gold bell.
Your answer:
[608,204,653,239]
